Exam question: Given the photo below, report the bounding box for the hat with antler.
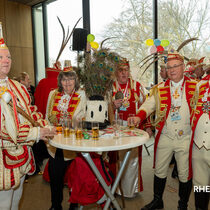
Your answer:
[0,22,8,50]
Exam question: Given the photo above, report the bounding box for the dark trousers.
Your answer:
[48,149,72,210]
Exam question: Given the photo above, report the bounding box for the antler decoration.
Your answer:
[56,16,82,62]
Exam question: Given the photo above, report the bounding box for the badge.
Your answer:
[170,106,181,121]
[119,106,127,111]
[178,130,184,136]
[202,101,210,113]
[122,99,130,108]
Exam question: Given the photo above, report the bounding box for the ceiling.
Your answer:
[8,0,55,6]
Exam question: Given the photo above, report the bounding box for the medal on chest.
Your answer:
[201,87,210,114]
[202,101,210,113]
[117,82,130,111]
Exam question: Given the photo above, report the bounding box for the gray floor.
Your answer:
[19,138,207,210]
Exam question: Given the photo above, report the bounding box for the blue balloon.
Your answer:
[154,39,161,46]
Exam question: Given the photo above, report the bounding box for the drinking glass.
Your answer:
[75,118,83,140]
[128,114,135,130]
[92,122,99,140]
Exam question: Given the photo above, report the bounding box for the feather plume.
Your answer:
[177,37,199,52]
[77,48,122,98]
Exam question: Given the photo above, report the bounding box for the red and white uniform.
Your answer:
[109,78,146,197]
[0,78,47,190]
[137,76,197,182]
[190,74,210,187]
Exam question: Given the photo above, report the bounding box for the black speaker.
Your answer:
[72,28,88,51]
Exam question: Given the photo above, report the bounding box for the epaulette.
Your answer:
[150,82,164,96]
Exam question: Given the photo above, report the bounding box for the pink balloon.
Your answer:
[150,45,157,54]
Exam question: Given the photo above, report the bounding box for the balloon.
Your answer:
[145,39,154,46]
[90,41,99,49]
[150,45,157,54]
[157,45,164,52]
[87,34,95,42]
[161,39,170,47]
[154,39,161,46]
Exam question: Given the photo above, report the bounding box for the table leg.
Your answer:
[81,152,121,210]
[104,150,131,210]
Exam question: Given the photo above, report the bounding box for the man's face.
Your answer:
[21,75,31,88]
[160,66,168,80]
[194,66,204,78]
[0,49,11,79]
[116,65,129,84]
[167,59,184,82]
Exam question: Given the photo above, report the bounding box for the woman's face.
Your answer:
[61,76,75,94]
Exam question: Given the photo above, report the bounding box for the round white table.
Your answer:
[49,128,149,210]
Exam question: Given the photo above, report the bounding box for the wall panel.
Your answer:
[0,0,35,84]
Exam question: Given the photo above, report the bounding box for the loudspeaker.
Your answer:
[72,28,88,51]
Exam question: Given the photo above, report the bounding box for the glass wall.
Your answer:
[47,0,83,68]
[90,0,154,89]
[32,5,45,84]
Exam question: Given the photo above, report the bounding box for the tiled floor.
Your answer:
[19,138,208,210]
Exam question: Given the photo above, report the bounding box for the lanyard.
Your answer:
[170,78,185,107]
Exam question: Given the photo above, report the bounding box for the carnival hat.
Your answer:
[118,57,130,68]
[187,57,206,69]
[167,48,184,62]
[0,22,8,50]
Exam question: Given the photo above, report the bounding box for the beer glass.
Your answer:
[75,118,83,140]
[92,122,99,140]
[56,118,63,134]
[128,114,135,130]
[63,118,71,138]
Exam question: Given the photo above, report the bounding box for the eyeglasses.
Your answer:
[166,63,183,70]
[61,78,74,82]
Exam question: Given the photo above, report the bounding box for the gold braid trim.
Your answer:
[190,87,198,109]
[149,84,168,127]
[47,89,58,124]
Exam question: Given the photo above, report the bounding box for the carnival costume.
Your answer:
[0,20,51,209]
[138,50,197,210]
[45,86,86,210]
[109,77,146,198]
[190,74,210,210]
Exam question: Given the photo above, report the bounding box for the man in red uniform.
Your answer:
[128,49,197,210]
[110,58,147,198]
[0,23,56,209]
[190,73,210,210]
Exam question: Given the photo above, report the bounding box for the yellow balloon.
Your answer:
[145,39,154,46]
[90,41,99,49]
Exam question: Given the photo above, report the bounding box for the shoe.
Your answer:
[141,175,166,210]
[49,206,62,210]
[141,198,164,210]
[177,179,192,210]
[69,203,78,210]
